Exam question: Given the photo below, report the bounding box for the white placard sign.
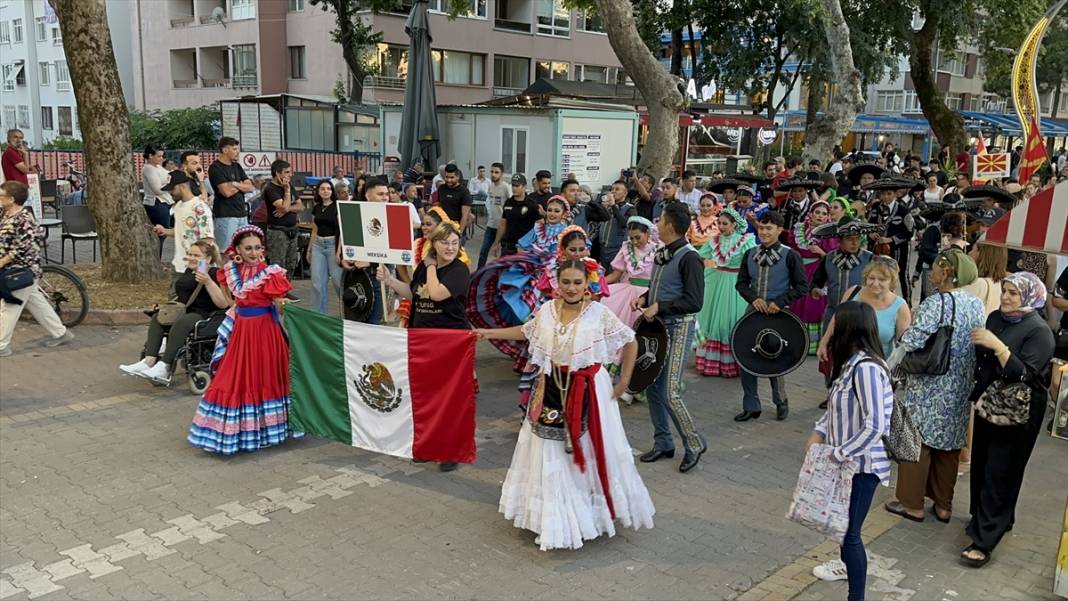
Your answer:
[26,173,43,220]
[238,151,276,175]
[560,133,602,184]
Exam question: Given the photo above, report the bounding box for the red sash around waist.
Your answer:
[559,363,616,520]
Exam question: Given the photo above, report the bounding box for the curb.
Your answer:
[81,309,150,326]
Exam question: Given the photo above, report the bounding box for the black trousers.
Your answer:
[965,400,1046,553]
[892,243,911,305]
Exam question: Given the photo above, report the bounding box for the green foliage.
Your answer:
[128,107,220,151]
[333,75,350,104]
[41,137,84,150]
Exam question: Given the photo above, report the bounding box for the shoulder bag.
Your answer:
[1,266,35,291]
[974,378,1036,426]
[852,358,920,463]
[899,292,955,376]
[156,282,204,326]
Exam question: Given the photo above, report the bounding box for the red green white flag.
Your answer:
[337,201,416,265]
[286,306,477,464]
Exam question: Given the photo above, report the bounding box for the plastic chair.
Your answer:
[59,205,98,263]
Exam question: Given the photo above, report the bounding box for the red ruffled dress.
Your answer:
[187,261,301,455]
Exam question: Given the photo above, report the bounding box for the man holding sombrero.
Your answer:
[733,211,810,422]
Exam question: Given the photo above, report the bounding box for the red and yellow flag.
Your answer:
[976,131,988,155]
[1018,114,1048,183]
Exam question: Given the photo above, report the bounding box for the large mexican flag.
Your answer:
[286,306,477,463]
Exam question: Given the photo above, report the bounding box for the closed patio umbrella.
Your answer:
[398,0,439,173]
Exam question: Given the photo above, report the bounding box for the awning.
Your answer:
[959,111,1068,137]
[780,111,930,134]
[639,112,774,129]
[982,181,1068,255]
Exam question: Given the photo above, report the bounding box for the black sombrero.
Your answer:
[962,185,1018,207]
[710,178,746,194]
[732,173,771,185]
[921,193,983,218]
[810,215,885,240]
[847,163,886,185]
[862,176,910,191]
[774,177,821,192]
[731,310,808,378]
[341,267,374,323]
[620,316,668,401]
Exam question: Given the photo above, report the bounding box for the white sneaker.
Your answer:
[141,362,171,385]
[120,359,153,376]
[44,330,74,348]
[813,559,848,582]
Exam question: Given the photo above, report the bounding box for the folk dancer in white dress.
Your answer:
[476,259,656,551]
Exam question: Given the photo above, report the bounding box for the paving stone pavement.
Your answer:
[2,294,1066,600]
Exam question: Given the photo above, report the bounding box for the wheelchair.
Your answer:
[180,311,228,394]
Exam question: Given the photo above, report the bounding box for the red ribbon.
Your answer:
[561,363,616,520]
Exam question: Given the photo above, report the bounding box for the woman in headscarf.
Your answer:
[787,200,835,354]
[884,249,987,523]
[693,207,756,377]
[961,271,1055,567]
[603,216,661,328]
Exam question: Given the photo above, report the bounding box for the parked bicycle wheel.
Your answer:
[39,264,89,327]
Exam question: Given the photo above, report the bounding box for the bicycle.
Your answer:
[38,264,89,327]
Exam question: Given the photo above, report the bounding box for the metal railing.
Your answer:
[232,74,258,88]
[365,76,405,90]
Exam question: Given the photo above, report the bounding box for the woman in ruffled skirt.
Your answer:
[477,259,655,550]
[187,226,301,455]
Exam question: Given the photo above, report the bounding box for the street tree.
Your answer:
[50,0,161,283]
[310,0,470,104]
[580,0,687,179]
[803,0,866,163]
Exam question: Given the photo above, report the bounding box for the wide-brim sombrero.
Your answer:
[625,316,668,396]
[341,267,374,323]
[710,178,746,194]
[774,177,821,192]
[962,185,1018,207]
[731,310,808,378]
[810,215,885,240]
[847,163,886,185]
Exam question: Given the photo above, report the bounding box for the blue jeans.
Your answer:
[214,216,248,251]
[842,473,879,601]
[741,372,785,412]
[477,226,497,269]
[646,316,702,453]
[310,236,342,314]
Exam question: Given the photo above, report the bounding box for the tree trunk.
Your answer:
[596,0,687,179]
[804,76,822,127]
[343,43,367,104]
[670,29,684,77]
[1052,79,1063,118]
[687,22,699,80]
[804,0,865,163]
[909,11,968,157]
[50,0,161,283]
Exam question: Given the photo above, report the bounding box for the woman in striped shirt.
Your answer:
[805,301,894,600]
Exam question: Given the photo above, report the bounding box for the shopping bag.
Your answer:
[786,443,858,544]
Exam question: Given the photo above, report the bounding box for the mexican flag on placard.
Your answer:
[287,306,477,464]
[337,200,416,266]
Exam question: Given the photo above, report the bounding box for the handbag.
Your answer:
[155,282,204,326]
[850,358,920,463]
[786,443,858,544]
[974,379,1033,426]
[899,292,955,376]
[1,266,35,291]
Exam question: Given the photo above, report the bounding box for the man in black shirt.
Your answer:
[436,164,471,226]
[632,202,708,473]
[492,173,538,257]
[180,151,208,201]
[262,160,304,276]
[207,137,253,249]
[528,169,554,210]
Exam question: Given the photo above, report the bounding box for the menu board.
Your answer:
[560,133,602,184]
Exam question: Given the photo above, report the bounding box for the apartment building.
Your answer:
[132,0,624,111]
[0,0,135,147]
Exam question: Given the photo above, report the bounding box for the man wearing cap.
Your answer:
[734,211,809,422]
[810,215,876,346]
[869,184,915,301]
[153,170,214,294]
[492,173,538,257]
[731,184,768,235]
[632,201,708,473]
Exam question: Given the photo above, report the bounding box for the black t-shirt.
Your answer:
[528,189,553,210]
[1057,266,1068,333]
[175,268,219,316]
[312,201,339,238]
[409,260,470,329]
[263,181,297,228]
[500,195,540,244]
[436,184,470,222]
[207,160,250,218]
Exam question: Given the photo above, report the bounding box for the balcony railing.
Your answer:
[173,79,198,88]
[233,74,258,88]
[201,78,230,88]
[494,18,531,33]
[366,76,405,90]
[170,16,195,27]
[492,86,524,97]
